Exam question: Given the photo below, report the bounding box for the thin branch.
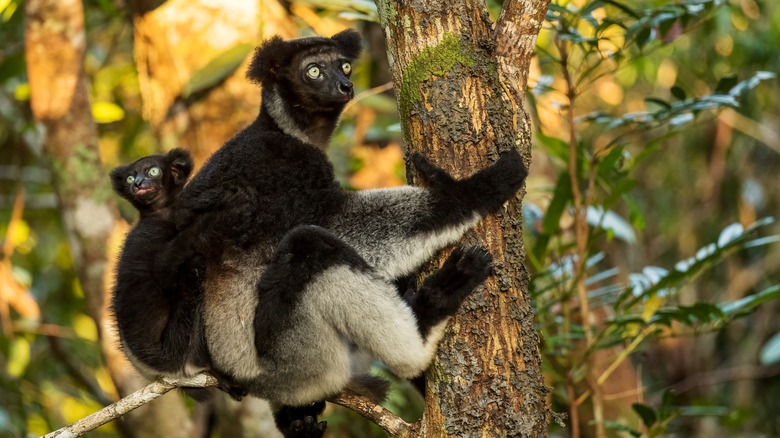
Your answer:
[329,389,413,436]
[43,374,219,438]
[345,81,395,111]
[495,0,550,131]
[672,364,780,395]
[43,374,413,438]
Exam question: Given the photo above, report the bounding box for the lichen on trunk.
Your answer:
[376,0,552,436]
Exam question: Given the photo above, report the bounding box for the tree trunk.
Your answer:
[24,1,196,436]
[375,0,551,436]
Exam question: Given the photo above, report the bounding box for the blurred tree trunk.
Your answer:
[376,0,551,436]
[24,1,197,437]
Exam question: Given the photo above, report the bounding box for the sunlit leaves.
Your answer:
[623,217,777,306]
[728,70,776,96]
[6,337,30,378]
[91,102,125,124]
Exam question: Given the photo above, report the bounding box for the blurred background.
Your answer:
[0,0,779,436]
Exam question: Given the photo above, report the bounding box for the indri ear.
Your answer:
[165,148,194,185]
[109,165,131,199]
[246,36,287,84]
[330,29,362,60]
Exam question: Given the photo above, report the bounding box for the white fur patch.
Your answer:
[309,265,445,379]
[204,256,266,382]
[264,87,311,145]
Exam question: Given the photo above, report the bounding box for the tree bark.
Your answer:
[375,0,551,436]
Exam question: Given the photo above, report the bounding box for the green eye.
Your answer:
[148,167,161,177]
[307,66,321,79]
[341,62,352,75]
[126,175,135,184]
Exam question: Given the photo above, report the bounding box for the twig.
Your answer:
[42,374,413,438]
[329,389,413,436]
[43,374,219,438]
[672,364,780,395]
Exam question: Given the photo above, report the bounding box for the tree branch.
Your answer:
[495,0,549,112]
[329,389,414,436]
[43,374,414,438]
[43,374,219,438]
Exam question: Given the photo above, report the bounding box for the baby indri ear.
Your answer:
[165,148,194,185]
[109,164,131,197]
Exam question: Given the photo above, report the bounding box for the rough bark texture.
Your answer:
[375,0,551,436]
[24,1,197,436]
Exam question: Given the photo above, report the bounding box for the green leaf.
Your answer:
[622,218,777,308]
[645,96,670,109]
[0,50,25,84]
[7,337,30,378]
[729,70,776,97]
[536,132,570,164]
[587,206,636,244]
[596,145,624,179]
[543,173,572,235]
[668,112,694,127]
[715,74,738,94]
[632,403,657,428]
[182,43,254,98]
[603,421,641,437]
[670,85,686,100]
[624,194,646,230]
[720,284,780,316]
[635,27,655,50]
[679,406,729,417]
[759,331,780,366]
[603,0,639,18]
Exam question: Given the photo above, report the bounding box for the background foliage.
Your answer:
[0,0,778,436]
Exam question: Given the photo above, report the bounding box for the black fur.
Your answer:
[273,402,327,438]
[110,149,245,401]
[111,149,198,373]
[402,247,493,338]
[247,29,361,85]
[411,150,528,232]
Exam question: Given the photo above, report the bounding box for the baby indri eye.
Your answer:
[341,62,351,75]
[148,167,161,177]
[307,65,321,79]
[126,175,135,184]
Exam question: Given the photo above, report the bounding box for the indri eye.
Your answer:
[126,175,135,184]
[148,167,161,177]
[341,62,351,75]
[307,66,321,79]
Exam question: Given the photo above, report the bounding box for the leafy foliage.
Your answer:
[527,0,780,435]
